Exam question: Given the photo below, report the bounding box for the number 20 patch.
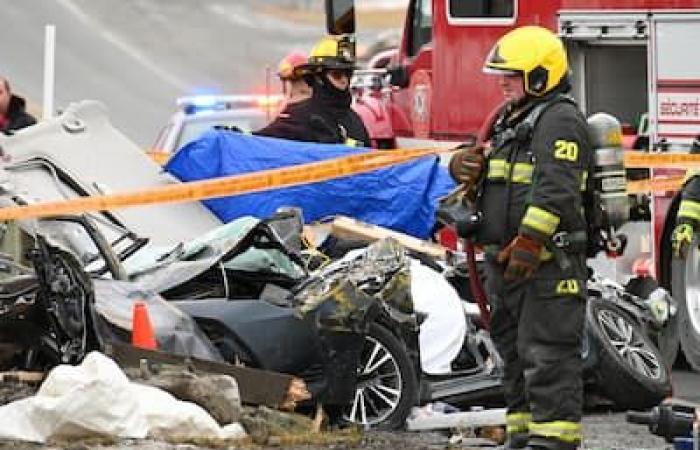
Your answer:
[554,140,579,162]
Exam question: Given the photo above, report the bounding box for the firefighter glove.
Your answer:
[497,234,544,281]
[448,144,485,187]
[672,222,695,259]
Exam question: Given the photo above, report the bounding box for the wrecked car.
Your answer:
[0,101,501,428]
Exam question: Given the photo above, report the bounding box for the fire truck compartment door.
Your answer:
[650,13,700,147]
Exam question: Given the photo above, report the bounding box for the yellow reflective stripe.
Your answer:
[522,206,560,236]
[506,412,532,434]
[487,159,533,184]
[529,421,582,443]
[511,163,534,183]
[580,170,588,191]
[488,159,507,179]
[345,138,359,147]
[679,199,700,222]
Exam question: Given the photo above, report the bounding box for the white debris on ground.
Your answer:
[0,352,246,443]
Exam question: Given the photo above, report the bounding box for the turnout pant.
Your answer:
[485,255,587,448]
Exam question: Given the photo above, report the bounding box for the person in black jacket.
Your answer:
[0,76,37,133]
[256,36,370,148]
[449,26,591,450]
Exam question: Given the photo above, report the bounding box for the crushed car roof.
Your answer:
[0,100,222,246]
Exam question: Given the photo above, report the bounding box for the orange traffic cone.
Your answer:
[131,301,157,350]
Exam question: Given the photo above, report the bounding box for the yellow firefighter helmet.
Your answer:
[307,35,356,71]
[484,26,568,97]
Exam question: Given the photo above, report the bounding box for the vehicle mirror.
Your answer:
[325,0,355,35]
[387,65,410,89]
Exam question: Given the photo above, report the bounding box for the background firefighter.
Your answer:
[256,35,370,147]
[671,134,700,259]
[276,50,312,106]
[448,26,592,450]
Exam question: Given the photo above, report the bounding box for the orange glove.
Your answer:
[448,144,486,187]
[497,235,544,281]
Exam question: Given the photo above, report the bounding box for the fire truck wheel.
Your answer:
[625,276,680,367]
[673,239,700,372]
[587,299,672,410]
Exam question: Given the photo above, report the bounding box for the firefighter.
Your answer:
[277,51,312,105]
[449,26,591,450]
[256,35,371,147]
[671,134,700,259]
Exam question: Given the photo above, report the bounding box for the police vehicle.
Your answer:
[151,94,283,156]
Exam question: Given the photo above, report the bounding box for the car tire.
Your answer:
[341,322,417,429]
[625,275,680,367]
[672,240,700,372]
[587,299,672,410]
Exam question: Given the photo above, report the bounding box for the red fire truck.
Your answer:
[334,0,700,369]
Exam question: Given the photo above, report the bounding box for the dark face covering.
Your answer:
[312,70,353,113]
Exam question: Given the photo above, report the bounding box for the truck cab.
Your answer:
[382,1,700,148]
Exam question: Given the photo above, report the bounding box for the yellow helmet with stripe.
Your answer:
[307,35,356,71]
[484,26,568,97]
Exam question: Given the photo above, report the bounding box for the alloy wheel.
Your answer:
[597,308,662,380]
[343,335,403,427]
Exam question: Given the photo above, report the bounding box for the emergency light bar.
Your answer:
[177,94,284,114]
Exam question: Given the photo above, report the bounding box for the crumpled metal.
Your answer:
[295,238,417,332]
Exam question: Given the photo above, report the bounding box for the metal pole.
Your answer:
[43,24,56,120]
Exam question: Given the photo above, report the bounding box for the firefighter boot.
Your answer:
[526,436,579,450]
[497,433,529,449]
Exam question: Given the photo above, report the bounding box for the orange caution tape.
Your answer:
[624,152,700,169]
[0,148,448,221]
[6,145,692,222]
[626,176,685,194]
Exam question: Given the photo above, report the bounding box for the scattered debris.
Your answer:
[139,370,242,425]
[0,371,45,384]
[0,379,37,406]
[406,405,506,432]
[105,342,308,409]
[309,215,447,259]
[0,352,247,443]
[240,405,361,447]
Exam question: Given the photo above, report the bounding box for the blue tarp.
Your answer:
[165,131,455,239]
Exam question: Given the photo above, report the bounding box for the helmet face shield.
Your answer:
[482,66,519,76]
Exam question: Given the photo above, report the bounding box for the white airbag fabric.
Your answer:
[410,259,467,375]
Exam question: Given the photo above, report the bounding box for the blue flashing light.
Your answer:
[191,96,218,108]
[183,96,225,115]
